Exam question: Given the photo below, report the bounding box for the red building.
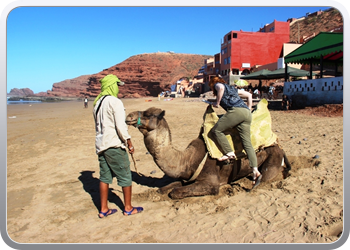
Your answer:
[220,20,290,76]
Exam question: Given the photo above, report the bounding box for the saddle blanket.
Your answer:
[202,99,277,159]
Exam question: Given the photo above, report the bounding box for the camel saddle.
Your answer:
[202,98,278,160]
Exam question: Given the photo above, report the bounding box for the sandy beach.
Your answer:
[6,97,343,244]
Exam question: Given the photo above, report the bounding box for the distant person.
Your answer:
[258,80,262,96]
[281,95,291,110]
[93,74,143,218]
[184,82,194,97]
[194,83,202,95]
[253,88,260,99]
[176,80,182,94]
[248,83,253,92]
[84,97,88,108]
[268,83,275,100]
[176,77,191,97]
[178,85,185,96]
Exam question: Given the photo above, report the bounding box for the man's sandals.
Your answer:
[98,209,118,219]
[123,207,143,216]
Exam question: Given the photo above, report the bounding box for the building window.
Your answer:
[221,47,227,55]
[233,33,237,38]
[227,57,231,64]
[232,69,239,75]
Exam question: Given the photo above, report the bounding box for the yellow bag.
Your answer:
[202,99,277,159]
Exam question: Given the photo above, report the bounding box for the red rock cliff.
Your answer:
[84,53,211,98]
[46,75,92,97]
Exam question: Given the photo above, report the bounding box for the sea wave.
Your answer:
[7,100,42,105]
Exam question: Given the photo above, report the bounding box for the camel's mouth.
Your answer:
[125,117,137,126]
[125,112,140,127]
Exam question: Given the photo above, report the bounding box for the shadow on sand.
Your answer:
[78,170,177,210]
[78,171,124,211]
[131,171,177,188]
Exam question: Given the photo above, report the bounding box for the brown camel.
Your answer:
[126,106,291,199]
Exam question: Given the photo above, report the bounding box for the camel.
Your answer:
[125,106,291,199]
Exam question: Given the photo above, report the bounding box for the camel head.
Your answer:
[126,107,167,133]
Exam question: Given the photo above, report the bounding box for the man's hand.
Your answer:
[127,139,134,154]
[128,146,134,154]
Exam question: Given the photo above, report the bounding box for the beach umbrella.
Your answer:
[289,68,316,77]
[266,66,315,78]
[240,69,271,79]
[233,79,249,87]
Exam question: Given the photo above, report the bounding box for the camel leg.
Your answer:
[282,150,292,179]
[167,159,222,199]
[158,181,183,194]
[258,147,285,182]
[168,180,220,199]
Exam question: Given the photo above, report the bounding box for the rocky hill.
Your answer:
[7,88,35,97]
[7,75,93,98]
[8,8,343,98]
[82,53,211,98]
[289,8,343,43]
[45,75,92,97]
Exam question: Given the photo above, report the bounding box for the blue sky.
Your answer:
[6,6,337,93]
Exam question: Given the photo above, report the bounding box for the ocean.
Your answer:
[7,99,42,105]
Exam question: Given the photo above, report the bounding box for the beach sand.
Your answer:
[7,97,343,244]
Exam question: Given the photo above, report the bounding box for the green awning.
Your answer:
[240,69,271,79]
[284,32,343,64]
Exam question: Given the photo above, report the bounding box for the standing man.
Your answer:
[84,96,88,108]
[93,74,143,218]
[268,83,275,100]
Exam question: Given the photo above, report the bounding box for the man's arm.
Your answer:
[113,100,134,153]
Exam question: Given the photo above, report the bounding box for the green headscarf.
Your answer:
[93,74,121,106]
